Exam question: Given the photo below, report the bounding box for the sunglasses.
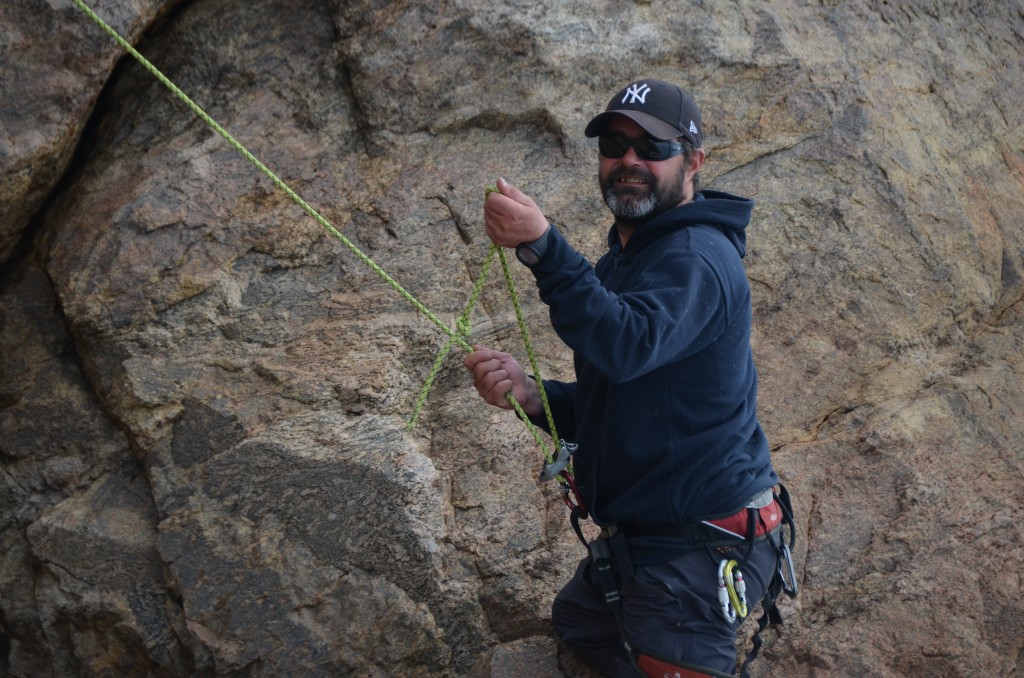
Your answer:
[598,135,686,161]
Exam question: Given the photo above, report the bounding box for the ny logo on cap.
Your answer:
[621,83,651,105]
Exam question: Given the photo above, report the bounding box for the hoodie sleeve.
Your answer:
[529,226,732,383]
[527,378,577,442]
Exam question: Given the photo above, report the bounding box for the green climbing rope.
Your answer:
[407,244,497,430]
[496,244,561,446]
[72,0,568,474]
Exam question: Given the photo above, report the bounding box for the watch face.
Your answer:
[516,244,540,266]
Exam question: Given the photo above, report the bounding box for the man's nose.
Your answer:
[620,145,644,164]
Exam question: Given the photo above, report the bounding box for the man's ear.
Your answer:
[689,148,707,174]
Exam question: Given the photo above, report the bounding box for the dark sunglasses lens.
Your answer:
[599,136,672,160]
[598,136,629,158]
[633,138,665,160]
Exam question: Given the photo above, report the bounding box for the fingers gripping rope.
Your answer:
[72,1,570,479]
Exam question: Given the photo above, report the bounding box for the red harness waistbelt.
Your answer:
[701,497,782,540]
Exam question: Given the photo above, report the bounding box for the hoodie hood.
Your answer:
[609,189,754,258]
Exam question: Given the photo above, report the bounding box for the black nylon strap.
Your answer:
[739,560,788,678]
[569,506,588,549]
[586,534,644,675]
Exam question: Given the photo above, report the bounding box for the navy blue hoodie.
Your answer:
[528,190,778,565]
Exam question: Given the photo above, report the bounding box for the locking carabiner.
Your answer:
[717,559,748,623]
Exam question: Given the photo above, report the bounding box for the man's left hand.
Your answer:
[483,178,549,248]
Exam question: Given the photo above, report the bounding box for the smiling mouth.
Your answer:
[614,176,651,194]
[610,171,651,187]
[611,167,653,189]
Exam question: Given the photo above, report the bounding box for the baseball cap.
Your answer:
[585,79,703,147]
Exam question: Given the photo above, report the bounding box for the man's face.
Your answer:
[597,116,703,225]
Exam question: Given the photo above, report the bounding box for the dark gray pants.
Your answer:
[552,532,780,677]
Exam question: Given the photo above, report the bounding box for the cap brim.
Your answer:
[584,110,684,141]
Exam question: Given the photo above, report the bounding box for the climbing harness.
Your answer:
[70,0,588,516]
[584,486,798,678]
[585,526,739,678]
[635,654,738,678]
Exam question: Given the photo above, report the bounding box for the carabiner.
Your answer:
[558,470,588,520]
[778,542,799,597]
[717,559,747,623]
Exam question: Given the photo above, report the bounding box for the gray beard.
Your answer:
[604,188,658,221]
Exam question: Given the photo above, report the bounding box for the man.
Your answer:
[465,79,788,677]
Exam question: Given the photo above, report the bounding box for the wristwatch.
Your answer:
[515,225,552,267]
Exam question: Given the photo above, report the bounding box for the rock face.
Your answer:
[2,0,1022,676]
